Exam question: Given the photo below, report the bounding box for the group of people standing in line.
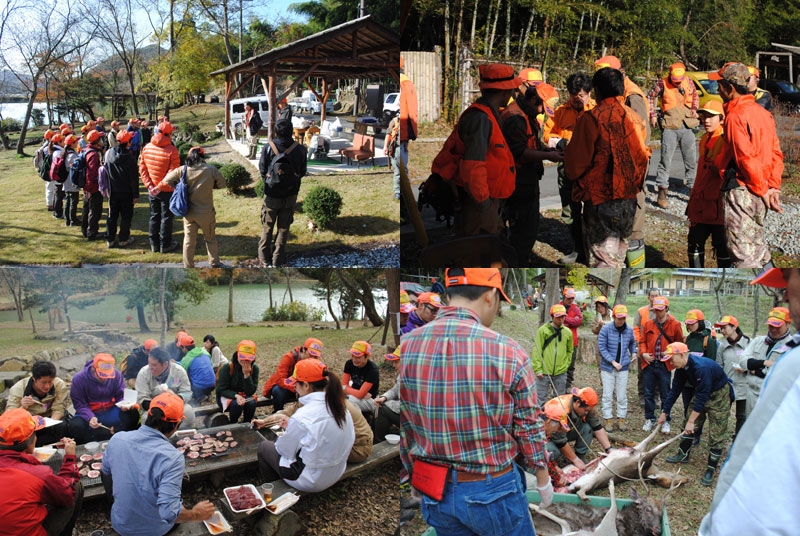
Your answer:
[431,57,783,268]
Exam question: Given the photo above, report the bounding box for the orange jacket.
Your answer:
[140,133,179,191]
[639,315,682,370]
[723,94,784,197]
[564,96,651,205]
[431,102,516,203]
[399,74,418,142]
[633,304,651,342]
[542,100,596,143]
[262,346,302,396]
[687,127,731,225]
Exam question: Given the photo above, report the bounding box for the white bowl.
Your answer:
[85,442,100,453]
[385,434,400,445]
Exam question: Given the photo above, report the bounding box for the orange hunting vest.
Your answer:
[500,101,538,154]
[660,77,694,112]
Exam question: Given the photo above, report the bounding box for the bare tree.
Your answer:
[613,268,632,307]
[227,270,234,322]
[713,269,727,318]
[2,1,94,154]
[540,269,561,325]
[0,268,25,321]
[159,268,167,346]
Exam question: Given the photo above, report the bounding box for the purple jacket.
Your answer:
[401,310,426,335]
[70,360,125,421]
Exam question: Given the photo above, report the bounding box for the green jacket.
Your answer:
[179,347,207,371]
[216,355,260,399]
[532,322,574,376]
[686,326,717,360]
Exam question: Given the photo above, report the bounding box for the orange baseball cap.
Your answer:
[237,340,256,361]
[144,339,158,350]
[445,268,511,303]
[612,304,628,318]
[159,121,174,134]
[0,408,46,446]
[669,63,687,83]
[685,309,704,325]
[714,315,739,328]
[572,387,599,407]
[116,130,133,144]
[418,292,442,308]
[148,392,184,423]
[178,334,194,346]
[59,123,70,130]
[550,304,567,317]
[563,288,576,298]
[80,125,88,134]
[750,268,788,288]
[50,134,64,145]
[766,307,790,327]
[698,100,724,116]
[535,83,559,117]
[384,352,400,361]
[594,296,609,305]
[595,55,622,71]
[289,358,327,384]
[44,129,54,140]
[652,297,668,310]
[86,120,96,128]
[176,331,188,341]
[519,67,544,86]
[88,130,103,143]
[543,398,570,431]
[304,337,323,358]
[350,340,371,357]
[110,120,120,128]
[400,290,416,314]
[93,353,117,379]
[478,63,523,90]
[64,134,78,147]
[661,342,689,360]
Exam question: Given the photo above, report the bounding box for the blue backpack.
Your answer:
[68,150,88,189]
[169,165,190,218]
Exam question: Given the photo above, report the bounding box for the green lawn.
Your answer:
[0,136,398,265]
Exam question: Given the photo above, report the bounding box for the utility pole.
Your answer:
[353,0,366,117]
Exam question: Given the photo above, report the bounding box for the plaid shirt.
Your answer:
[646,78,699,119]
[398,306,547,474]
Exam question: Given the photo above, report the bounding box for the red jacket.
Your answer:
[639,314,682,370]
[723,94,783,196]
[140,133,180,191]
[83,146,101,194]
[0,451,79,536]
[262,346,302,396]
[560,301,583,347]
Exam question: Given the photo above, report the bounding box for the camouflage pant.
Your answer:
[682,384,732,450]
[583,198,637,267]
[723,187,770,267]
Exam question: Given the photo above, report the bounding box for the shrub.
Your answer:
[177,142,192,165]
[207,131,223,141]
[254,178,264,198]
[0,118,23,132]
[303,186,343,229]
[191,131,207,143]
[208,161,224,169]
[262,302,325,322]
[181,122,200,136]
[220,163,253,193]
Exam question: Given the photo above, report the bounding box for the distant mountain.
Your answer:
[0,69,31,96]
[92,43,167,74]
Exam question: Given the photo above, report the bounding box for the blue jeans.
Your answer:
[642,360,672,422]
[270,385,297,411]
[218,395,256,423]
[421,464,535,536]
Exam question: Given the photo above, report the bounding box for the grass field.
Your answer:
[0,106,399,265]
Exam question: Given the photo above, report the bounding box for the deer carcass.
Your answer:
[568,428,684,500]
[529,480,618,536]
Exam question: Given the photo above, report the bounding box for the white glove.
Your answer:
[536,477,554,508]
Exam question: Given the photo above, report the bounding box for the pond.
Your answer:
[0,282,387,324]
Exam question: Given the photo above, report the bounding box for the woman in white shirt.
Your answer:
[253,358,355,492]
[203,334,228,374]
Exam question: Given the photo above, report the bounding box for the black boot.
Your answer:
[717,256,733,268]
[692,424,704,447]
[701,448,723,486]
[666,437,694,463]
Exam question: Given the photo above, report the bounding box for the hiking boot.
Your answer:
[604,419,614,433]
[666,438,693,463]
[657,187,669,209]
[617,418,627,432]
[558,251,579,265]
[642,419,655,432]
[161,240,180,253]
[107,239,118,249]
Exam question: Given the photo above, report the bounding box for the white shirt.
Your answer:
[209,346,228,369]
[276,391,355,492]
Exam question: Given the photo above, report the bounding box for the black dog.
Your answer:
[416,173,456,228]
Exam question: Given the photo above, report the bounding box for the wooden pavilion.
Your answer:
[210,15,400,139]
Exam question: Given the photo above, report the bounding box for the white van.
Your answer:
[229,96,270,137]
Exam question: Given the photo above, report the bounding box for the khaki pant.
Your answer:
[455,188,504,237]
[247,133,259,159]
[258,195,296,266]
[183,211,220,268]
[348,439,373,463]
[723,187,770,267]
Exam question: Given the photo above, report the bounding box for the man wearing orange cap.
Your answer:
[262,337,325,410]
[657,342,733,486]
[687,100,733,267]
[739,306,793,418]
[79,129,105,241]
[107,120,121,150]
[342,340,380,415]
[60,133,82,227]
[0,408,83,536]
[681,309,717,441]
[543,72,595,265]
[35,129,55,209]
[639,296,682,433]
[647,62,699,208]
[400,268,553,533]
[713,315,749,439]
[177,334,217,404]
[126,117,142,154]
[501,80,564,265]
[68,354,138,444]
[532,303,574,404]
[546,387,612,470]
[166,330,189,362]
[746,66,772,111]
[565,67,651,267]
[396,54,418,201]
[559,287,584,390]
[710,62,783,267]
[401,291,441,334]
[101,392,215,535]
[141,120,180,253]
[699,268,800,534]
[123,338,159,389]
[431,63,520,237]
[104,128,138,248]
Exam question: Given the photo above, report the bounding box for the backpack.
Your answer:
[34,143,46,173]
[98,164,110,198]
[264,141,301,198]
[69,150,89,189]
[249,112,263,134]
[37,147,52,181]
[50,150,68,183]
[169,165,190,218]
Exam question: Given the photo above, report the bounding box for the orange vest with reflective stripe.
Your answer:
[500,101,537,154]
[624,77,650,118]
[660,77,694,112]
[431,102,516,200]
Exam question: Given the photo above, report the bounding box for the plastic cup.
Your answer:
[260,483,273,503]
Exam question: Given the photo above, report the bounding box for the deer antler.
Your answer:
[660,467,683,508]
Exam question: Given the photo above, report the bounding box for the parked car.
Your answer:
[210,95,220,103]
[383,92,400,114]
[687,72,723,110]
[758,79,800,113]
[228,95,270,137]
[288,90,334,114]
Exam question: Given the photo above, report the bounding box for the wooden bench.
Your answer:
[338,133,375,167]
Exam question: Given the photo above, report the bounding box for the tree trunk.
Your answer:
[573,11,586,59]
[541,269,560,325]
[16,78,40,155]
[469,0,479,50]
[385,268,400,346]
[520,7,535,62]
[159,268,167,347]
[336,271,384,326]
[127,66,139,116]
[324,271,340,329]
[443,0,451,120]
[286,271,293,302]
[504,0,511,59]
[540,15,552,75]
[227,272,234,322]
[64,301,72,334]
[28,306,37,335]
[266,273,273,310]
[752,282,759,338]
[714,269,726,318]
[136,304,150,332]
[488,0,501,57]
[590,6,602,53]
[679,3,693,65]
[484,0,494,55]
[48,308,55,331]
[614,269,632,306]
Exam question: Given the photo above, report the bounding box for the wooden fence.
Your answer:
[402,49,442,123]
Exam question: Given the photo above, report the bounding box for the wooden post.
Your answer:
[321,79,328,124]
[224,75,231,139]
[269,69,277,141]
